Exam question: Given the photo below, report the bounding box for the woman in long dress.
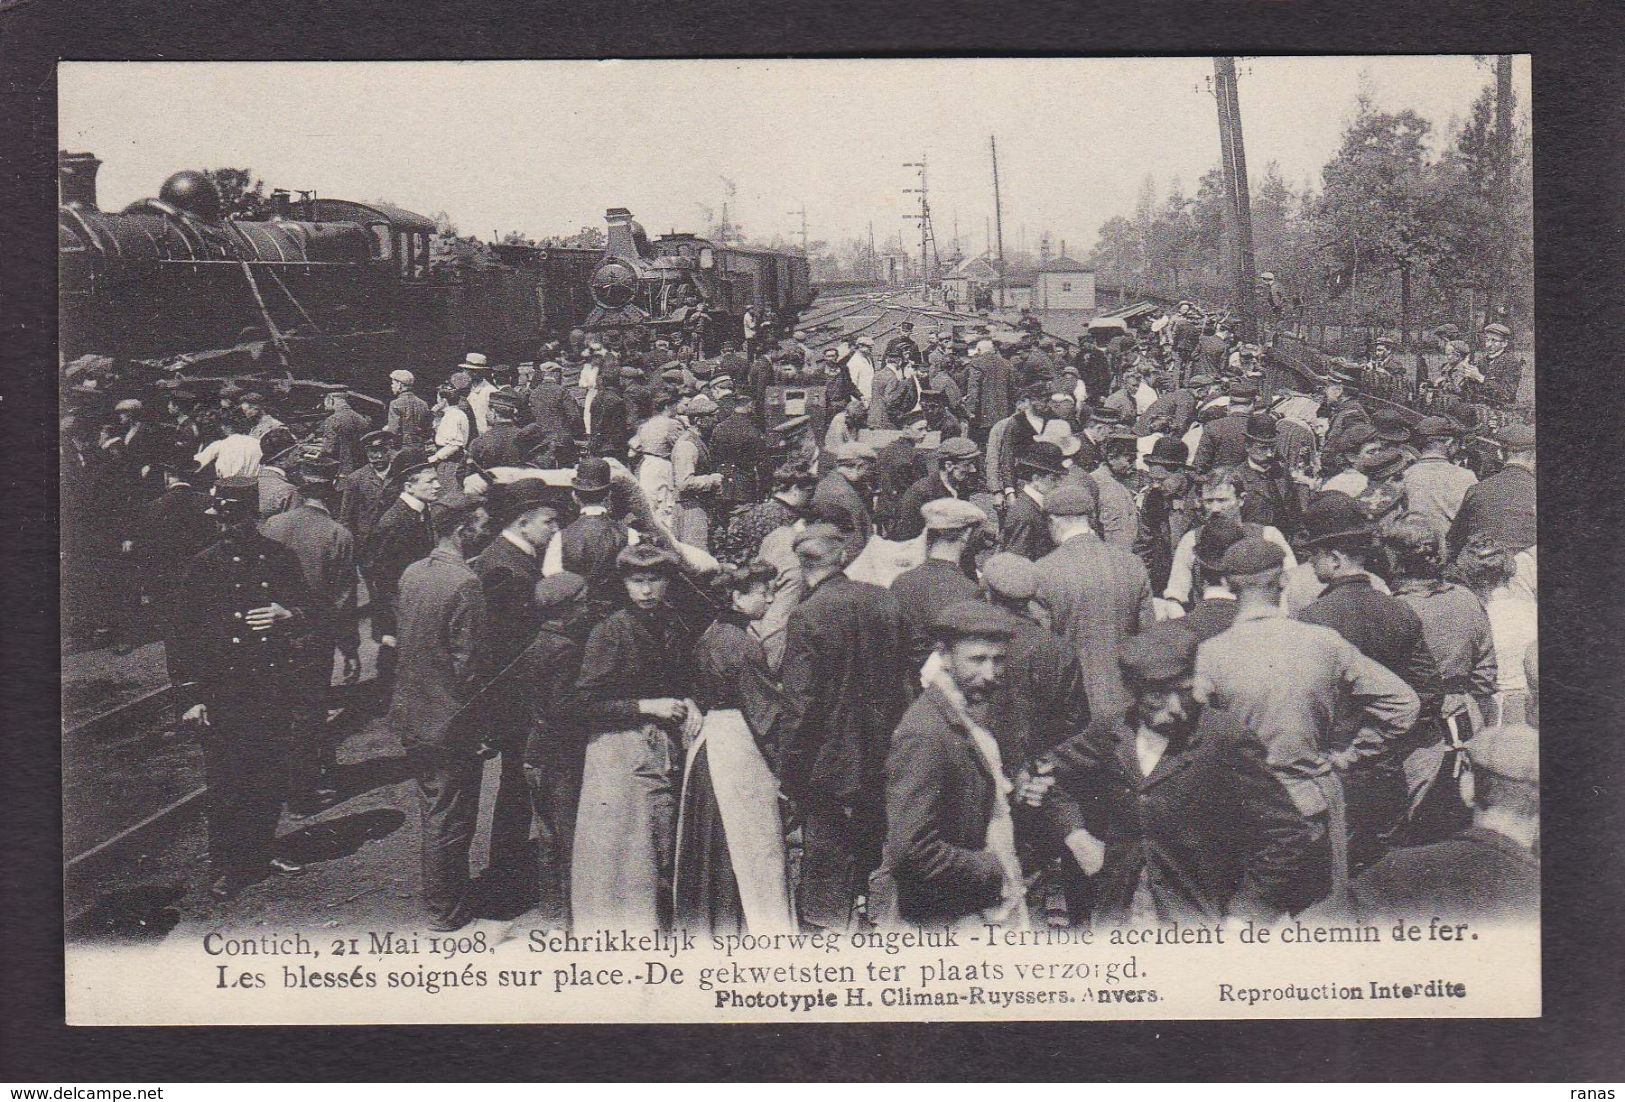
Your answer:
[674,561,797,934]
[570,543,698,933]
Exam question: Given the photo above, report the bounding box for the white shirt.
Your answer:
[847,352,875,405]
[582,389,597,435]
[399,491,426,513]
[468,380,496,434]
[195,433,262,479]
[1134,725,1169,778]
[501,529,536,558]
[433,405,470,456]
[1163,522,1296,605]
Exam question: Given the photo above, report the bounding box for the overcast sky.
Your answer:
[61,56,1530,258]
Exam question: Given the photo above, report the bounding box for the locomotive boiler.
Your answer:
[583,207,816,348]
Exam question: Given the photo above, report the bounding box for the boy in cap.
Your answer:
[883,599,1026,929]
[167,476,314,899]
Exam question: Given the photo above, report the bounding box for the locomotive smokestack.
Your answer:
[59,151,102,209]
[604,207,650,260]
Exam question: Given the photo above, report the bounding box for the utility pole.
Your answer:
[787,205,808,254]
[990,135,1007,309]
[903,155,939,298]
[868,220,876,283]
[1212,56,1260,343]
[1494,54,1514,323]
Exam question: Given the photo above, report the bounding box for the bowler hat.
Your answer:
[1145,436,1189,469]
[259,427,301,466]
[295,455,341,486]
[1300,491,1372,546]
[571,456,614,493]
[931,600,1016,643]
[1243,412,1278,443]
[1117,621,1198,684]
[1357,447,1411,482]
[1017,441,1066,477]
[386,450,434,486]
[489,478,564,526]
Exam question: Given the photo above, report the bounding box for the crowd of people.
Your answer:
[60,300,1539,937]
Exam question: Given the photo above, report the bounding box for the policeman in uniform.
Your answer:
[166,476,313,900]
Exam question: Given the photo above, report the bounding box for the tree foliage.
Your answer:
[202,167,273,219]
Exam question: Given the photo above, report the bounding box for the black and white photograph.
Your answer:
[55,55,1541,1025]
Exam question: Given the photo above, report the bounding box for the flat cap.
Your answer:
[533,571,587,611]
[921,497,987,532]
[831,440,878,462]
[489,478,566,525]
[1356,447,1411,482]
[1415,415,1460,439]
[1372,409,1414,442]
[616,542,679,575]
[1226,379,1259,399]
[932,599,1016,642]
[1186,374,1216,388]
[1117,621,1199,684]
[1482,322,1513,339]
[295,455,341,485]
[1467,722,1538,784]
[792,521,846,553]
[1300,490,1372,546]
[389,369,415,385]
[1219,535,1286,576]
[684,394,719,416]
[1043,480,1099,518]
[937,436,980,461]
[1496,423,1536,450]
[1243,412,1278,442]
[981,552,1038,601]
[570,456,613,492]
[114,398,144,413]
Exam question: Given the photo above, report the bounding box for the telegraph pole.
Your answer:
[1212,57,1259,343]
[903,156,938,297]
[991,135,1007,309]
[787,205,808,254]
[1494,54,1514,322]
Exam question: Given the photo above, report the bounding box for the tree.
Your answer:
[203,167,272,219]
[1088,215,1145,296]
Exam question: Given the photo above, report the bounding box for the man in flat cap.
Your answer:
[1024,621,1320,926]
[1001,440,1065,561]
[1196,536,1420,898]
[1090,427,1142,551]
[881,600,1026,929]
[671,393,723,550]
[1400,416,1479,543]
[338,429,397,553]
[362,453,442,693]
[1033,479,1154,726]
[386,370,432,450]
[466,388,532,472]
[390,489,494,931]
[1331,722,1538,923]
[890,499,987,676]
[965,337,1016,444]
[262,455,362,812]
[166,476,314,900]
[892,434,982,542]
[469,480,572,909]
[779,522,908,931]
[1194,379,1256,472]
[1472,322,1525,408]
[812,439,878,564]
[1448,422,1536,561]
[523,361,580,469]
[711,392,771,510]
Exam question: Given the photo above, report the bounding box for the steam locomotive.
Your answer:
[584,207,816,347]
[60,155,818,389]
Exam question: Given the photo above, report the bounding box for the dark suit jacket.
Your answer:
[527,381,580,451]
[1299,574,1443,728]
[885,684,1007,925]
[320,406,373,473]
[779,573,908,812]
[558,511,630,605]
[363,498,435,638]
[1347,825,1538,923]
[579,389,629,457]
[1447,463,1535,559]
[874,439,927,533]
[260,501,360,653]
[1183,595,1238,643]
[893,473,963,542]
[338,464,389,547]
[1045,709,1320,922]
[1000,488,1054,561]
[996,614,1090,767]
[1194,412,1250,472]
[386,392,432,449]
[889,558,980,674]
[134,482,215,576]
[389,547,490,752]
[966,352,1016,428]
[811,470,873,563]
